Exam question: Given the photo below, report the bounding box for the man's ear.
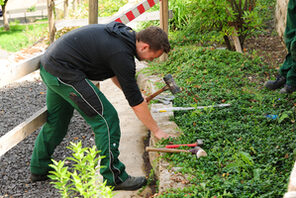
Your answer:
[140,42,150,51]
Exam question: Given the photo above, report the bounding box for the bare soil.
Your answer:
[244,27,287,70]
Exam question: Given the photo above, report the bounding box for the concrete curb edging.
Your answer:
[136,63,190,194]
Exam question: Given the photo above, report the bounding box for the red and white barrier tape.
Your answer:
[114,0,160,24]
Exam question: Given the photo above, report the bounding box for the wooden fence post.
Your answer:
[89,0,98,24]
[159,0,168,61]
[47,0,56,44]
[89,0,100,88]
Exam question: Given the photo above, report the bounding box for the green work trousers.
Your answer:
[30,65,129,186]
[280,0,296,86]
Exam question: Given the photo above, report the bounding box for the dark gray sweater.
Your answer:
[41,22,143,107]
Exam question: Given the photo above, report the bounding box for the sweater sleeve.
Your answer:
[108,52,144,107]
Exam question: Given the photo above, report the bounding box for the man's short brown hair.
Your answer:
[136,26,171,53]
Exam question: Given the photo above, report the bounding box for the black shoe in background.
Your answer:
[280,84,296,94]
[264,75,286,90]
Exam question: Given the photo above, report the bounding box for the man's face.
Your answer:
[137,45,164,61]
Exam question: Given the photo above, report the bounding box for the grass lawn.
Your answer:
[0,21,48,52]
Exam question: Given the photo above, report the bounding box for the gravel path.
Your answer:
[0,72,97,197]
[0,68,150,198]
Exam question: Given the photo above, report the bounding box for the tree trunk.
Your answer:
[231,29,243,53]
[47,0,56,44]
[223,35,233,50]
[72,0,77,11]
[64,0,68,19]
[239,34,245,49]
[1,0,9,31]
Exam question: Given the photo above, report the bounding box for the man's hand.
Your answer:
[143,95,148,103]
[152,128,176,140]
[132,100,177,140]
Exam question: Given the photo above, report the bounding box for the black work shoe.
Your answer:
[280,84,296,94]
[30,173,49,182]
[264,75,286,90]
[113,176,147,191]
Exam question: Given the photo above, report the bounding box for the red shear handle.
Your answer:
[165,143,197,148]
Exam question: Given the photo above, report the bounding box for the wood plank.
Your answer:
[160,0,169,34]
[0,53,42,87]
[0,106,47,157]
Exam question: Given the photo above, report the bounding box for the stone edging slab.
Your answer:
[136,62,189,193]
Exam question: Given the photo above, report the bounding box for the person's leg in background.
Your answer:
[279,0,296,93]
[280,55,296,93]
[265,0,296,93]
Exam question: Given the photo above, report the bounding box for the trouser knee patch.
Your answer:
[69,92,98,117]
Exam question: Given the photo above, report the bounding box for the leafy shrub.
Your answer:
[193,0,261,49]
[168,0,194,30]
[49,141,113,198]
[167,0,275,49]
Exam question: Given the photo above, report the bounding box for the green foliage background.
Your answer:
[167,0,275,47]
[0,21,48,52]
[69,0,128,18]
[144,45,295,197]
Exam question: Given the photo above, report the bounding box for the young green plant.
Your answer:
[48,141,113,198]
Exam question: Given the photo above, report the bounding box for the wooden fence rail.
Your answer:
[0,54,43,87]
[0,107,47,157]
[0,54,47,157]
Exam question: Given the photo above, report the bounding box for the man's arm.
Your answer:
[132,100,173,140]
[112,76,173,139]
[111,76,121,89]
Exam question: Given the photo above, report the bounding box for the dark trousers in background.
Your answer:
[280,0,296,86]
